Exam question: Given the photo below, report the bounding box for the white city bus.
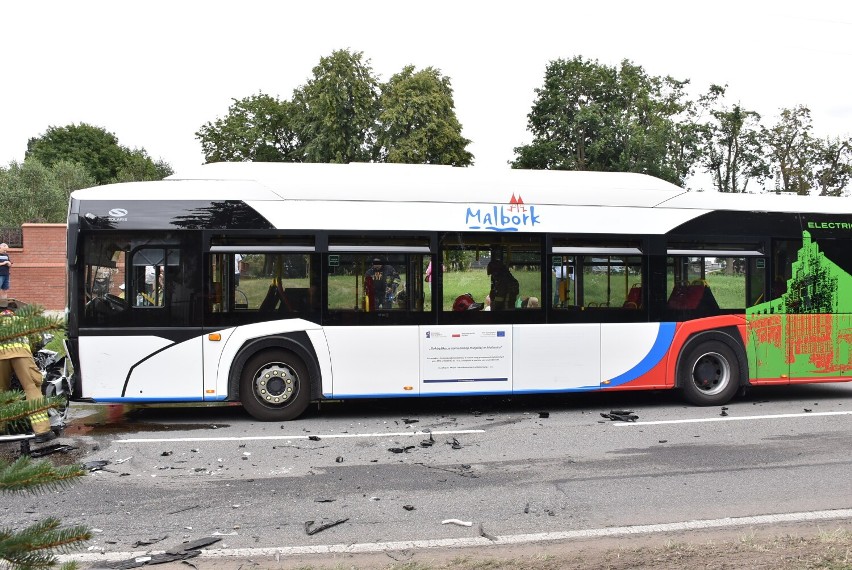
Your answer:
[66,162,852,420]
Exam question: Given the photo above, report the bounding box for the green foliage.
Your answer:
[814,136,852,197]
[698,85,768,193]
[0,305,88,569]
[196,93,305,163]
[377,66,473,166]
[0,159,93,225]
[25,123,172,186]
[0,515,90,570]
[512,56,699,186]
[197,50,474,167]
[294,49,381,163]
[113,149,174,183]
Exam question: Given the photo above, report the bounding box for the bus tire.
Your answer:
[240,349,310,421]
[678,340,740,406]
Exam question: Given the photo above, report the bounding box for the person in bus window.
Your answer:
[234,253,243,286]
[364,258,400,310]
[487,260,519,310]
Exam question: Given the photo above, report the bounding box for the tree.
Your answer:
[0,159,94,226]
[697,85,768,193]
[114,149,174,183]
[293,49,381,163]
[0,304,90,570]
[26,124,171,185]
[195,94,304,163]
[813,136,852,197]
[511,56,699,186]
[377,66,473,166]
[763,105,817,195]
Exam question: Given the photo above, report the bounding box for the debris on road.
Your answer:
[308,435,321,441]
[304,518,349,536]
[402,418,419,424]
[539,412,550,418]
[403,505,415,511]
[479,522,497,541]
[388,446,415,453]
[101,537,221,568]
[442,519,473,527]
[81,460,112,472]
[131,536,167,548]
[447,437,462,449]
[600,410,638,422]
[29,443,75,458]
[420,432,435,447]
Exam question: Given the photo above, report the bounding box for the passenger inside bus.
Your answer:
[364,258,400,310]
[487,260,519,310]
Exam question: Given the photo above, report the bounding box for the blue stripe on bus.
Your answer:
[423,378,509,383]
[603,321,676,387]
[91,397,227,403]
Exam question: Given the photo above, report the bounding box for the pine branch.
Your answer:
[0,457,85,494]
[0,304,65,350]
[0,517,91,568]
[0,392,68,436]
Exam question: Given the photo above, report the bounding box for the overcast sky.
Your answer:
[3,1,851,190]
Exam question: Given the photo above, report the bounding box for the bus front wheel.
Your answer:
[679,340,740,406]
[240,349,310,421]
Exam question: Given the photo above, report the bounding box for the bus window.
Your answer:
[666,241,765,312]
[81,233,198,327]
[209,252,320,316]
[440,233,541,312]
[326,253,428,313]
[551,239,643,312]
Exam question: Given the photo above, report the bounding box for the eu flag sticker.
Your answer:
[497,330,505,337]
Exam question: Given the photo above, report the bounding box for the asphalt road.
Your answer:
[3,383,852,562]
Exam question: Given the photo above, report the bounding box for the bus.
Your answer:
[66,162,852,421]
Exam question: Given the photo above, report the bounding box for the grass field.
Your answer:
[236,270,750,311]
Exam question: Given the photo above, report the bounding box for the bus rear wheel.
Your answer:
[679,340,740,406]
[240,349,310,421]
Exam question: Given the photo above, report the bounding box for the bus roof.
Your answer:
[70,162,852,214]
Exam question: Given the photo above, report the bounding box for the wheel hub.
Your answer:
[692,352,729,396]
[254,363,297,406]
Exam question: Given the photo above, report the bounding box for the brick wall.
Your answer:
[6,224,66,311]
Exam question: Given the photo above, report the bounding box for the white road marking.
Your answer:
[62,508,852,563]
[613,410,852,426]
[115,429,485,443]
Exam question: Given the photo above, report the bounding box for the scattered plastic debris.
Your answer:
[420,432,435,447]
[335,456,344,463]
[161,451,172,457]
[600,410,638,422]
[308,435,321,441]
[402,418,419,424]
[539,412,550,419]
[81,460,111,472]
[132,536,167,548]
[29,443,75,458]
[313,498,336,503]
[100,536,221,568]
[804,408,812,412]
[448,437,462,450]
[389,446,415,453]
[304,518,348,535]
[479,522,497,541]
[403,505,415,511]
[442,519,473,527]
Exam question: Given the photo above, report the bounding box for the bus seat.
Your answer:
[623,284,642,309]
[667,282,719,313]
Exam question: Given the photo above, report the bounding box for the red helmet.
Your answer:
[453,293,483,312]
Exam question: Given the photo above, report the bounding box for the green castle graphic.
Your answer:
[746,231,852,379]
